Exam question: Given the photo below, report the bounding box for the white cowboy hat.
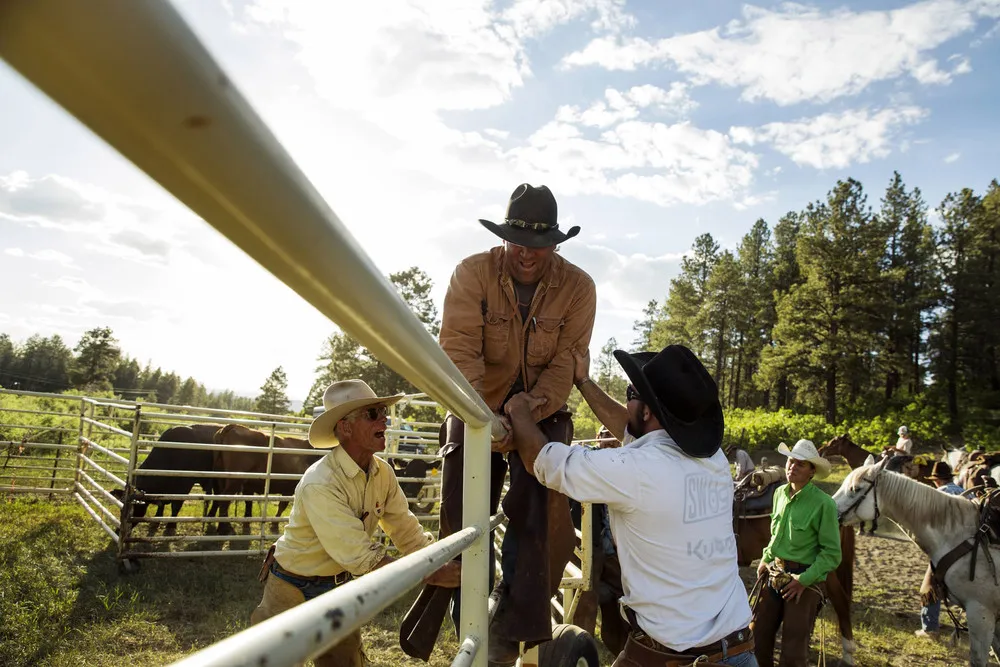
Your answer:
[308,380,404,449]
[776,439,832,480]
[898,425,909,435]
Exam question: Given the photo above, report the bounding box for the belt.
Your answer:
[774,557,808,573]
[626,629,754,666]
[272,561,353,585]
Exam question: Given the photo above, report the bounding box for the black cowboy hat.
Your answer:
[479,183,580,248]
[926,461,953,481]
[614,345,724,458]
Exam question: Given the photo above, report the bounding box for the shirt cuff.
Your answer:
[533,441,569,485]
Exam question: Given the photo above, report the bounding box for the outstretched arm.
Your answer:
[573,348,628,441]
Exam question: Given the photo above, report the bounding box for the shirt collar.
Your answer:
[625,428,680,451]
[332,446,380,478]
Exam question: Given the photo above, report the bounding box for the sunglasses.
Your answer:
[358,406,388,421]
[626,385,640,403]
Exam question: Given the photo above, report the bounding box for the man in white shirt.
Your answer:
[506,345,757,667]
[251,380,460,667]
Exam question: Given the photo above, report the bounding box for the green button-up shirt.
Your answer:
[761,481,842,587]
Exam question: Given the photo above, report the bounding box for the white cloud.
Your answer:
[3,247,78,268]
[0,171,186,266]
[501,0,634,39]
[556,83,697,128]
[510,118,759,207]
[561,0,992,105]
[945,152,961,163]
[731,107,928,169]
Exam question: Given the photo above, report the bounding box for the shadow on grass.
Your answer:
[0,496,261,667]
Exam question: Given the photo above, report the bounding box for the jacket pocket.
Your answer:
[526,316,563,367]
[484,310,511,364]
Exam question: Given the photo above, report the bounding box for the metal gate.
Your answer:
[0,387,444,567]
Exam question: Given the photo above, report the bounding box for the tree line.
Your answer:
[625,172,1000,433]
[0,326,263,412]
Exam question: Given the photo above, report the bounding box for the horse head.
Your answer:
[834,456,887,526]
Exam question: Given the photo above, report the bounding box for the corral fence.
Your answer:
[0,2,599,665]
[0,387,445,568]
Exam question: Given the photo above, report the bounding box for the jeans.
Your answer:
[269,565,341,601]
[921,601,941,632]
[722,651,759,666]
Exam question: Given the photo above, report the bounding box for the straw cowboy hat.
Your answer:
[926,461,954,482]
[613,345,723,458]
[776,439,832,479]
[479,183,580,248]
[308,380,404,449]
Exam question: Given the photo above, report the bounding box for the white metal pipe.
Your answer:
[3,486,72,495]
[135,469,302,481]
[78,454,126,488]
[460,421,491,667]
[80,437,130,465]
[81,418,132,438]
[138,401,313,422]
[79,469,124,509]
[0,442,77,452]
[81,398,135,410]
[136,440,315,455]
[170,526,482,667]
[74,491,119,541]
[75,482,121,528]
[140,411,310,429]
[0,388,83,401]
[4,426,76,436]
[450,636,481,667]
[0,0,501,437]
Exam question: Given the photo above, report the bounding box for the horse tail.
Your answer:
[837,525,855,600]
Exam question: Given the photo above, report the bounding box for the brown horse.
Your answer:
[732,460,858,666]
[817,434,873,469]
[819,434,934,486]
[209,424,323,535]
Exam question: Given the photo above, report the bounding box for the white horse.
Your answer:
[834,457,1000,666]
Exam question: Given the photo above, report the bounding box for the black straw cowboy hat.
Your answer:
[614,345,724,458]
[479,183,580,248]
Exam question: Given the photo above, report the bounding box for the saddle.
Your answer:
[934,488,1000,596]
[734,466,786,516]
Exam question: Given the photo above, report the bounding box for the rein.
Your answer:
[840,474,881,534]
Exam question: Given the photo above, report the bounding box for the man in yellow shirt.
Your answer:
[251,380,460,667]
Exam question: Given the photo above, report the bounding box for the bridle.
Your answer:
[839,471,881,533]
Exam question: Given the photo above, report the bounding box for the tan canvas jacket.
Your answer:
[439,246,597,423]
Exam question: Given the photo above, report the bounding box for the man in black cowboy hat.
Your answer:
[506,344,756,667]
[399,184,597,664]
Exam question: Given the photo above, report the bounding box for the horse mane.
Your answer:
[847,466,977,529]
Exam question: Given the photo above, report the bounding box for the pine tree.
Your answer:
[71,327,121,390]
[256,367,291,415]
[631,300,658,352]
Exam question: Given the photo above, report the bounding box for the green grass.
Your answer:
[0,453,974,667]
[0,496,458,667]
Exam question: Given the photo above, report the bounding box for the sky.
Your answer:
[1,0,998,401]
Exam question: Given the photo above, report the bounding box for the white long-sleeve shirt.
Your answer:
[534,429,751,651]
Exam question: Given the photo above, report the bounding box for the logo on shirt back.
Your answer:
[683,473,729,524]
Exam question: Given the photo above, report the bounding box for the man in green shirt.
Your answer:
[753,439,841,667]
